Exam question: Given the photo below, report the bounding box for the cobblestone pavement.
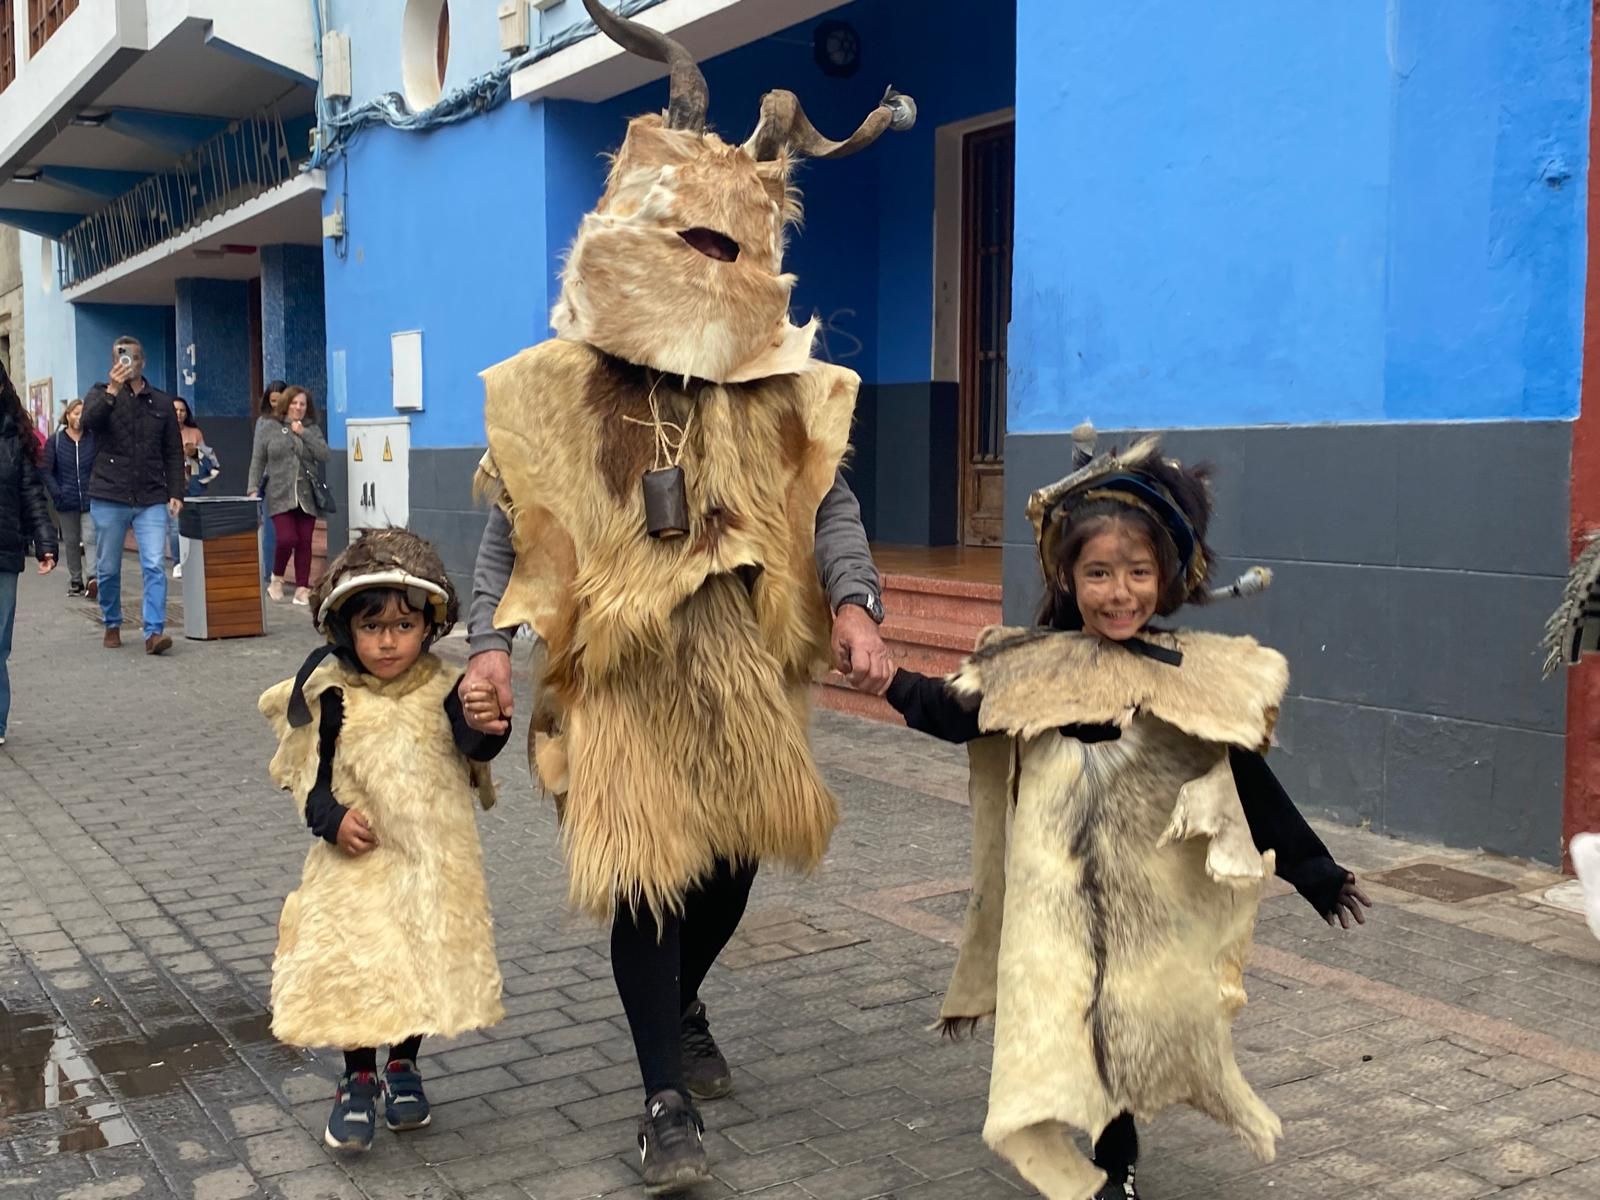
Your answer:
[3,562,1600,1200]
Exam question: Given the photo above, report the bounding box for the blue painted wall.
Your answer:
[1009,0,1591,434]
[175,278,253,418]
[262,245,329,411]
[323,0,1013,458]
[73,304,176,396]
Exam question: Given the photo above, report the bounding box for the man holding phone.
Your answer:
[82,336,185,655]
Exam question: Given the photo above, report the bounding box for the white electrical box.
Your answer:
[391,330,423,411]
[499,1,530,54]
[347,418,411,531]
[323,31,352,101]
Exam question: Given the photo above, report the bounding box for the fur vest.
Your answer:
[259,655,503,1048]
[943,628,1288,1200]
[478,338,855,920]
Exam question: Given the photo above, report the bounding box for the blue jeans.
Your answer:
[0,571,16,738]
[91,500,169,638]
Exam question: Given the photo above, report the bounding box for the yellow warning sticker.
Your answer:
[352,438,363,462]
[382,437,393,463]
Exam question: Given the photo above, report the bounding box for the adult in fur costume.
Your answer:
[883,433,1371,1200]
[464,2,914,1190]
[260,528,509,1154]
[1542,535,1600,940]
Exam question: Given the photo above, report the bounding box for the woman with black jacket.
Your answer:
[42,398,97,595]
[0,362,58,746]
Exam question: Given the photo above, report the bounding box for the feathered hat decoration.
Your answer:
[1542,530,1600,678]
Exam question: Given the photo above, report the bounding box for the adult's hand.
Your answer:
[460,649,514,735]
[832,605,893,694]
[289,420,304,436]
[246,490,259,500]
[167,498,183,518]
[107,362,134,396]
[37,555,55,576]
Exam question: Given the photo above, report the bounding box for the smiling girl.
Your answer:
[882,434,1369,1200]
[258,529,509,1155]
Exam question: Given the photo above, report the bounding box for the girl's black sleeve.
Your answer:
[1229,747,1348,919]
[305,689,348,844]
[884,669,984,744]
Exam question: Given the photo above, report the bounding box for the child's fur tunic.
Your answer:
[944,628,1289,1200]
[478,339,854,921]
[259,655,504,1049]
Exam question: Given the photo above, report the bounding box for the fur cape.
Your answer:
[260,655,503,1049]
[477,338,856,920]
[944,627,1288,1200]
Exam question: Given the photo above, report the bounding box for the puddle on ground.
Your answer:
[1,1001,278,1156]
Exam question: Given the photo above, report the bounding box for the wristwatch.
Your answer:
[837,591,884,624]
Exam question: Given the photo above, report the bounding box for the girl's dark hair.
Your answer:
[1036,453,1214,630]
[173,397,198,428]
[0,360,38,462]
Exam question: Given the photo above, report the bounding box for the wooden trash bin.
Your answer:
[180,497,266,639]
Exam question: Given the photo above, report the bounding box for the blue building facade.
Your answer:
[306,0,1590,860]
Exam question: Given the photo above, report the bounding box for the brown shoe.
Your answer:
[103,627,121,649]
[86,578,98,600]
[144,634,172,656]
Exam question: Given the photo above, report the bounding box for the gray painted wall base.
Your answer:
[1003,422,1571,863]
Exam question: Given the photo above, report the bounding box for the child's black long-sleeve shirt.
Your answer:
[885,668,1348,919]
[304,678,511,844]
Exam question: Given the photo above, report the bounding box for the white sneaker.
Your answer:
[1571,832,1600,943]
[172,563,182,579]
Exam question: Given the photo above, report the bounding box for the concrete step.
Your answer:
[814,609,992,725]
[883,571,1003,627]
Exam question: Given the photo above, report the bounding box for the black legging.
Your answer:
[344,1035,423,1076]
[611,857,759,1098]
[1095,1113,1139,1182]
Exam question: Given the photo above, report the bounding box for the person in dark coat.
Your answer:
[81,335,184,656]
[41,398,98,596]
[0,361,59,746]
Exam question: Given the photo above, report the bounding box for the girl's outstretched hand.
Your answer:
[337,810,377,857]
[1328,872,1373,929]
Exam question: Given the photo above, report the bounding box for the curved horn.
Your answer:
[744,86,917,162]
[581,0,707,133]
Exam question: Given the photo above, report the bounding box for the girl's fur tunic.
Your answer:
[260,655,504,1049]
[944,626,1289,1200]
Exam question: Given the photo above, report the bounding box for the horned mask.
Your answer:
[552,0,916,383]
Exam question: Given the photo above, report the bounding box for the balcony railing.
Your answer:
[57,104,311,290]
[2,1,17,93]
[27,0,76,57]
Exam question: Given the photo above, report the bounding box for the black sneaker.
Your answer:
[67,581,84,597]
[680,1001,733,1100]
[383,1058,432,1131]
[637,1090,709,1195]
[1094,1167,1140,1199]
[324,1071,379,1152]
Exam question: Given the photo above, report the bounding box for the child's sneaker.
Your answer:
[324,1071,380,1152]
[383,1059,432,1131]
[680,1000,733,1100]
[637,1089,708,1194]
[1094,1169,1140,1200]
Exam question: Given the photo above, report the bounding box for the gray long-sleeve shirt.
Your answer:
[466,469,881,657]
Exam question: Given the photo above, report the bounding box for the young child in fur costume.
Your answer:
[259,528,509,1154]
[881,436,1371,1200]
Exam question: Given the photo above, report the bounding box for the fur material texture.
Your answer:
[478,339,854,920]
[1543,528,1600,677]
[551,115,817,384]
[260,655,504,1049]
[943,630,1287,1200]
